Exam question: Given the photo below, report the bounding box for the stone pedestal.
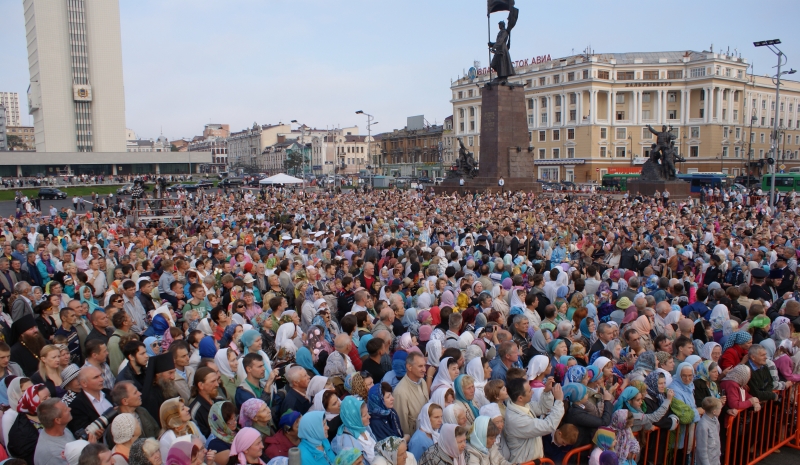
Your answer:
[627,179,692,198]
[436,82,540,194]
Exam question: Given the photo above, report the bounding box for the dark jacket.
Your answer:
[278,387,311,416]
[560,399,613,447]
[115,363,146,391]
[8,412,40,464]
[66,389,111,435]
[189,395,214,438]
[10,342,39,376]
[85,327,113,345]
[747,363,777,402]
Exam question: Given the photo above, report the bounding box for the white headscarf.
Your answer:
[197,318,214,336]
[306,376,329,402]
[275,322,299,354]
[427,339,443,368]
[8,377,25,411]
[214,348,237,379]
[431,356,455,393]
[442,403,466,426]
[417,293,433,311]
[466,357,487,389]
[310,388,337,421]
[510,289,525,309]
[709,304,730,331]
[526,355,550,380]
[416,402,441,442]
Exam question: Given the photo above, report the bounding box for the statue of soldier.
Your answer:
[646,125,676,162]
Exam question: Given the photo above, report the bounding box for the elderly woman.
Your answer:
[465,415,509,465]
[239,397,273,438]
[465,358,490,408]
[694,361,724,407]
[229,427,265,465]
[613,384,674,432]
[373,436,416,465]
[8,384,50,464]
[419,424,469,465]
[453,375,480,428]
[158,397,204,460]
[264,411,302,461]
[298,410,337,464]
[560,382,613,447]
[110,413,142,465]
[720,365,761,415]
[128,438,162,465]
[720,331,753,370]
[368,383,404,441]
[331,396,378,464]
[668,362,703,446]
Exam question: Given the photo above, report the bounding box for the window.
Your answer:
[642,92,651,103]
[781,102,785,112]
[568,72,575,82]
[734,91,739,102]
[600,146,607,158]
[733,109,738,121]
[555,112,562,123]
[643,128,653,139]
[735,147,740,158]
[541,113,548,124]
[553,148,560,159]
[583,70,589,79]
[459,122,464,132]
[616,94,625,104]
[690,127,700,138]
[643,70,658,80]
[616,128,626,139]
[470,108,475,116]
[555,95,562,106]
[459,108,465,118]
[598,70,610,79]
[458,91,463,99]
[762,117,766,126]
[526,79,532,87]
[668,110,677,120]
[528,115,535,125]
[725,68,732,77]
[735,127,741,139]
[528,99,534,109]
[759,149,764,158]
[553,75,561,84]
[468,136,473,146]
[570,94,577,105]
[761,133,765,143]
[667,70,683,79]
[617,71,634,80]
[541,97,548,108]
[690,146,699,157]
[470,121,475,131]
[553,130,560,141]
[723,127,729,139]
[600,128,607,139]
[468,90,474,97]
[567,147,575,158]
[539,130,546,142]
[616,111,625,121]
[668,92,677,103]
[762,100,767,109]
[616,147,627,158]
[722,109,727,120]
[539,148,546,159]
[539,77,546,86]
[738,70,744,79]
[722,146,729,157]
[690,67,706,78]
[569,110,576,121]
[568,128,575,140]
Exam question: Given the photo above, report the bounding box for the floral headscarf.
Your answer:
[644,371,666,404]
[722,365,751,386]
[723,331,752,351]
[367,384,402,435]
[17,383,46,415]
[695,361,720,398]
[305,325,333,358]
[592,427,616,451]
[374,436,406,464]
[610,409,639,462]
[563,365,587,385]
[239,398,267,428]
[209,401,237,444]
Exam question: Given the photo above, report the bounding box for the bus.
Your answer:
[676,172,732,193]
[761,173,800,192]
[601,173,640,191]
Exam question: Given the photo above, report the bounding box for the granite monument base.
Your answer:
[627,179,692,198]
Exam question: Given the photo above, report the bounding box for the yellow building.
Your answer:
[451,50,800,182]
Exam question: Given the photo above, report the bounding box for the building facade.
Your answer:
[226,123,292,170]
[127,135,170,153]
[0,93,21,127]
[7,126,36,151]
[24,0,127,152]
[203,124,230,139]
[0,105,7,151]
[379,122,447,178]
[451,50,800,182]
[188,137,228,173]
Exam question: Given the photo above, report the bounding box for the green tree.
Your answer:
[283,150,305,174]
[171,144,179,152]
[7,135,25,151]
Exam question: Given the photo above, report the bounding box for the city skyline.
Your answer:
[1,0,798,141]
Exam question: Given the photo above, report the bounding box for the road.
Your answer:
[0,194,132,218]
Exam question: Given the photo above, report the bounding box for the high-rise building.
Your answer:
[0,93,21,127]
[24,0,127,152]
[0,105,8,151]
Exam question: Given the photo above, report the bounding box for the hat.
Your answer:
[616,297,633,310]
[281,235,291,241]
[243,273,256,284]
[291,239,301,244]
[751,268,768,279]
[152,353,175,374]
[390,279,402,288]
[769,268,784,279]
[477,235,488,243]
[314,231,325,238]
[111,413,138,444]
[776,255,787,262]
[60,364,81,389]
[12,314,36,339]
[210,239,220,245]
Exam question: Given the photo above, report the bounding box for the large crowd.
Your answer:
[0,184,797,465]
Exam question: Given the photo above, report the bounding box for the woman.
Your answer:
[465,416,510,465]
[609,410,639,465]
[453,375,479,428]
[228,427,265,465]
[373,436,416,465]
[629,315,654,352]
[297,347,320,376]
[720,365,761,414]
[311,390,341,441]
[431,356,459,394]
[158,397,205,460]
[442,404,467,428]
[418,424,469,465]
[8,383,50,464]
[560,382,613,447]
[275,322,301,357]
[144,336,162,357]
[264,411,302,461]
[129,438,163,465]
[709,304,729,342]
[298,410,337,465]
[627,351,656,384]
[239,398,273,438]
[111,413,142,465]
[30,344,64,398]
[693,361,723,407]
[34,301,58,343]
[79,284,102,313]
[332,397,378,464]
[588,427,616,465]
[37,251,57,285]
[207,401,237,465]
[668,362,702,442]
[368,383,403,441]
[642,372,678,431]
[221,324,244,356]
[214,349,241,404]
[465,358,490,408]
[613,385,673,433]
[719,331,752,370]
[425,340,443,392]
[408,403,442,462]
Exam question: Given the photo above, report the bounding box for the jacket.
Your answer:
[8,412,40,464]
[500,393,565,463]
[720,380,754,410]
[393,375,430,435]
[560,400,613,446]
[694,413,721,465]
[107,329,133,376]
[747,363,777,402]
[67,389,111,435]
[264,430,297,461]
[466,443,512,465]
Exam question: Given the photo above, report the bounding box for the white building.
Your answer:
[226,123,292,169]
[127,135,170,152]
[24,0,127,152]
[0,93,21,127]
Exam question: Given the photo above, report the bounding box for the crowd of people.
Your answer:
[0,184,797,465]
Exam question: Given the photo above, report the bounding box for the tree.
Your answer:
[283,150,306,174]
[171,144,179,152]
[7,135,25,151]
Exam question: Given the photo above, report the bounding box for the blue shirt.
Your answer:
[408,429,435,462]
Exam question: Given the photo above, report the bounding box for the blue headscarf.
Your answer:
[220,324,241,348]
[454,374,480,418]
[278,410,301,430]
[311,315,334,346]
[613,386,641,413]
[151,313,170,335]
[78,285,101,314]
[562,382,588,403]
[357,335,373,358]
[556,286,569,299]
[367,384,392,417]
[338,396,367,437]
[469,416,491,454]
[241,329,261,355]
[392,351,408,379]
[563,365,587,385]
[0,378,10,406]
[143,337,159,357]
[367,384,403,439]
[722,331,752,352]
[559,355,576,366]
[296,347,320,376]
[669,362,700,423]
[334,449,362,465]
[199,336,217,358]
[579,317,592,340]
[298,411,336,464]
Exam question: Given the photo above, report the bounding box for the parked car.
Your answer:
[734,175,760,187]
[166,184,186,192]
[38,187,68,200]
[417,176,432,184]
[219,178,245,188]
[117,184,134,195]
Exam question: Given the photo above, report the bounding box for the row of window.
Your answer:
[533,145,799,160]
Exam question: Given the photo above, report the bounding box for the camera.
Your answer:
[76,407,118,440]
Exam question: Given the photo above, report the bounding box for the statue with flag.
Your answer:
[487,0,519,82]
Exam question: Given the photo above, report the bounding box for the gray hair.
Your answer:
[628,277,639,288]
[334,333,351,352]
[38,398,64,428]
[449,313,463,330]
[285,365,306,385]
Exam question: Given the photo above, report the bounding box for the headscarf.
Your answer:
[367,384,403,434]
[722,365,751,386]
[209,401,237,444]
[531,329,551,354]
[391,351,409,380]
[630,315,652,338]
[239,398,267,428]
[344,372,368,399]
[695,361,720,398]
[591,356,611,379]
[296,347,320,375]
[469,416,491,454]
[611,409,639,461]
[18,383,45,415]
[276,322,299,354]
[562,382,588,404]
[199,336,217,358]
[592,427,616,451]
[298,411,336,463]
[750,315,771,330]
[710,304,730,331]
[7,377,25,411]
[127,438,151,465]
[78,285,101,313]
[579,317,593,340]
[439,423,467,465]
[427,339,443,367]
[564,365,588,385]
[700,342,721,361]
[613,386,641,413]
[306,376,330,402]
[374,436,406,465]
[441,291,455,309]
[339,396,367,437]
[634,351,656,372]
[527,355,550,381]
[357,334,373,358]
[723,331,752,351]
[278,410,302,430]
[430,306,442,325]
[334,449,362,465]
[431,356,455,392]
[144,336,160,357]
[241,329,261,355]
[442,403,465,425]
[166,441,193,465]
[396,333,414,352]
[465,357,487,390]
[214,348,237,379]
[454,374,479,418]
[417,402,441,442]
[197,318,214,336]
[644,371,666,404]
[600,451,620,465]
[230,427,267,465]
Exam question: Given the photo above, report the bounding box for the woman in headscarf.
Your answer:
[331,396,377,464]
[207,401,237,464]
[719,331,753,370]
[465,415,510,465]
[374,436,416,465]
[431,356,458,394]
[614,383,673,432]
[297,347,320,376]
[264,411,302,461]
[709,304,729,342]
[629,315,654,352]
[213,349,240,404]
[465,358,490,408]
[158,397,204,460]
[560,382,613,447]
[8,383,49,464]
[525,355,551,404]
[298,410,337,464]
[440,291,455,310]
[381,351,408,390]
[453,375,479,428]
[627,351,656,384]
[418,424,468,465]
[229,427,267,465]
[588,427,616,465]
[144,336,162,357]
[165,441,193,465]
[748,315,771,344]
[700,342,722,367]
[773,340,800,382]
[78,284,102,314]
[643,372,678,431]
[367,383,403,441]
[668,363,702,427]
[310,390,342,441]
[408,403,442,462]
[239,397,273,439]
[720,365,760,414]
[358,334,375,359]
[275,322,301,357]
[344,372,370,400]
[530,328,552,358]
[610,410,639,465]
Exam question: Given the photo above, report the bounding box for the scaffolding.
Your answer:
[129,196,184,228]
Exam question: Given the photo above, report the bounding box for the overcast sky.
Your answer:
[1,0,798,141]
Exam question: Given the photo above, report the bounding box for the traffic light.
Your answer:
[767,157,775,165]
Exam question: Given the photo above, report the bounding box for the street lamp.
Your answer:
[753,39,796,207]
[356,111,378,181]
[290,120,308,190]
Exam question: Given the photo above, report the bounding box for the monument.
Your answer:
[436,0,540,193]
[627,125,692,197]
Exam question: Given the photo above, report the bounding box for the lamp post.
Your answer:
[753,39,796,207]
[355,111,378,184]
[290,120,307,190]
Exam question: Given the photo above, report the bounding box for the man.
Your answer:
[0,340,23,380]
[142,352,177,426]
[85,310,113,345]
[22,252,43,289]
[393,351,429,434]
[324,333,356,378]
[78,444,112,465]
[490,341,519,382]
[107,310,134,376]
[748,268,771,301]
[170,340,191,402]
[356,262,377,297]
[83,339,115,390]
[361,337,387,382]
[512,315,534,367]
[189,367,223,438]
[235,352,275,410]
[0,257,19,305]
[108,381,159,446]
[619,237,639,271]
[501,377,565,463]
[747,344,779,402]
[116,341,148,390]
[351,290,368,316]
[589,323,614,355]
[85,258,107,298]
[182,283,211,319]
[67,365,113,435]
[371,307,395,338]
[11,281,33,321]
[121,279,148,335]
[10,314,47,375]
[67,299,92,349]
[34,398,75,465]
[54,308,83,365]
[523,292,542,329]
[389,293,406,337]
[278,365,311,416]
[444,313,463,350]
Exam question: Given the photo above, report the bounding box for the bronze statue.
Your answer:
[646,125,677,162]
[488,0,518,82]
[455,138,478,178]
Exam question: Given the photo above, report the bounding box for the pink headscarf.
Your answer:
[441,291,455,308]
[162,328,175,352]
[439,423,467,465]
[229,427,266,465]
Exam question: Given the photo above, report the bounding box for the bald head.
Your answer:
[379,308,395,323]
[634,297,647,311]
[334,333,351,353]
[655,301,672,316]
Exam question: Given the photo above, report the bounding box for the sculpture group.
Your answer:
[451,138,479,178]
[642,124,685,180]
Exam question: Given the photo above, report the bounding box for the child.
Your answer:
[695,397,722,465]
[542,423,580,464]
[589,427,616,465]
